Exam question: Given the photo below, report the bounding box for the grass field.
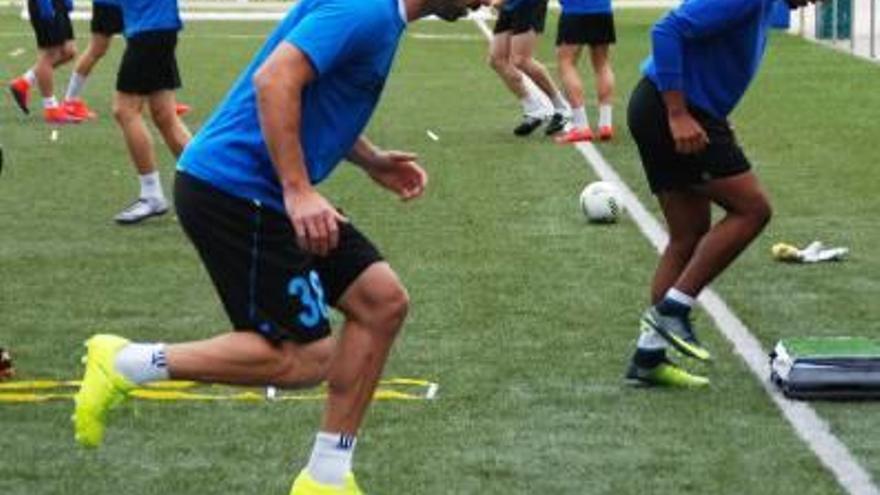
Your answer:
[2,5,880,495]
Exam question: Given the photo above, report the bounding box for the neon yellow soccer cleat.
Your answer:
[73,334,135,447]
[625,358,710,388]
[290,470,364,495]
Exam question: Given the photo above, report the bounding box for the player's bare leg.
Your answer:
[165,333,335,388]
[488,31,529,99]
[113,91,169,224]
[63,33,112,119]
[675,173,772,296]
[489,31,548,135]
[589,44,615,140]
[321,262,407,433]
[147,90,192,157]
[34,42,80,123]
[510,30,569,134]
[556,43,593,143]
[651,189,711,303]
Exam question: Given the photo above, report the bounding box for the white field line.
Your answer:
[472,15,880,495]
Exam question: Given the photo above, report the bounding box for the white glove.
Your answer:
[771,241,849,263]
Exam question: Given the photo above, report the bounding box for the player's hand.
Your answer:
[284,187,347,257]
[366,150,428,201]
[668,111,709,155]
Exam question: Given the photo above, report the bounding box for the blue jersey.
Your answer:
[34,0,72,21]
[179,0,406,212]
[93,0,119,8]
[641,0,776,118]
[119,0,181,38]
[560,0,611,15]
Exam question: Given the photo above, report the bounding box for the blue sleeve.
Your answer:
[35,0,55,20]
[650,0,761,91]
[283,2,374,77]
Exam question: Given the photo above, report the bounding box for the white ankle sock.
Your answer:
[550,91,569,113]
[519,93,545,118]
[23,69,37,86]
[637,329,668,350]
[665,288,695,308]
[65,72,87,100]
[114,343,169,384]
[598,104,613,128]
[306,432,356,487]
[43,96,58,109]
[139,171,164,200]
[571,106,589,128]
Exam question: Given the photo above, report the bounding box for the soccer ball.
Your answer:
[579,181,623,223]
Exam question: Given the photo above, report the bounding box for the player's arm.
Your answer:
[254,42,346,257]
[347,136,427,201]
[651,0,760,154]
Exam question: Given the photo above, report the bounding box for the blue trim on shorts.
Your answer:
[248,200,262,326]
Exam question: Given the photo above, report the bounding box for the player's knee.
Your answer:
[150,104,178,130]
[749,198,773,229]
[366,282,409,338]
[369,283,409,339]
[61,45,77,64]
[488,52,507,71]
[510,54,530,71]
[112,102,135,123]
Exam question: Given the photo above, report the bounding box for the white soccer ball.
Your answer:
[579,181,623,224]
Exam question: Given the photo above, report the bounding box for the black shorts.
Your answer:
[91,3,123,36]
[27,0,73,48]
[627,77,752,193]
[493,0,548,35]
[556,12,616,46]
[174,171,384,344]
[116,30,181,94]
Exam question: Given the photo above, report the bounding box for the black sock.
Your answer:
[633,348,666,368]
[655,297,691,317]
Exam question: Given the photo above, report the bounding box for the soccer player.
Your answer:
[73,0,487,494]
[553,0,616,143]
[488,0,570,136]
[0,347,13,380]
[624,0,818,387]
[62,0,191,121]
[111,0,191,225]
[8,0,83,124]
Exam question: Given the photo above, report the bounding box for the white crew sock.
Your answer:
[114,343,169,384]
[637,329,668,350]
[571,106,589,128]
[598,104,613,128]
[519,93,545,118]
[665,287,696,308]
[306,432,357,487]
[139,171,164,200]
[550,91,569,113]
[65,72,88,100]
[43,96,58,109]
[23,69,37,86]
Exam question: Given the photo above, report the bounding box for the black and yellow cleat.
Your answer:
[641,307,712,361]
